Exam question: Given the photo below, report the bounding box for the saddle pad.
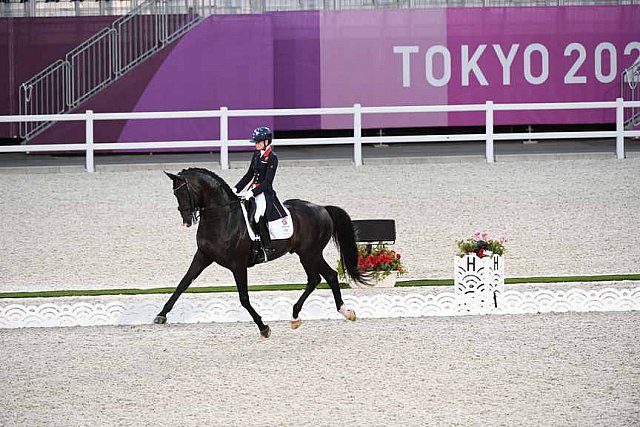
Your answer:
[240,203,294,241]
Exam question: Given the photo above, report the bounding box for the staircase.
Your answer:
[19,0,208,141]
[622,60,640,130]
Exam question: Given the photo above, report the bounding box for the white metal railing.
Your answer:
[66,27,117,110]
[18,0,205,141]
[622,60,640,128]
[19,60,68,139]
[2,100,640,173]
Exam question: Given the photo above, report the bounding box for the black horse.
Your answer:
[155,168,368,337]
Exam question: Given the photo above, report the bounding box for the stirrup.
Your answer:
[262,246,276,261]
[249,245,266,267]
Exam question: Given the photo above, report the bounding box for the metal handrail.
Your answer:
[18,0,205,141]
[19,60,68,139]
[621,61,640,128]
[66,27,117,109]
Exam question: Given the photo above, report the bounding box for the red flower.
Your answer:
[478,248,485,257]
[352,244,405,275]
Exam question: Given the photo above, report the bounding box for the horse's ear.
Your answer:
[164,171,178,181]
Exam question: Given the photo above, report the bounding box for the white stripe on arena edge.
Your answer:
[0,287,639,329]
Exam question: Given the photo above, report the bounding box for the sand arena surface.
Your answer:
[1,312,639,426]
[1,157,640,425]
[1,157,639,292]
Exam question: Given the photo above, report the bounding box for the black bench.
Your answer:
[352,219,396,253]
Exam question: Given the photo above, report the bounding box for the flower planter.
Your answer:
[454,254,504,311]
[339,243,404,289]
[348,271,398,289]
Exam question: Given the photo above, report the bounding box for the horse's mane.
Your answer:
[179,167,237,198]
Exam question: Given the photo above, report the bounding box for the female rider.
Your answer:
[234,126,286,261]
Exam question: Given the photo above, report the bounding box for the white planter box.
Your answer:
[454,254,504,312]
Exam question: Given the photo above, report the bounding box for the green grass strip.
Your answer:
[1,273,639,299]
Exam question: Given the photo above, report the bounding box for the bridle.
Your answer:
[173,179,200,224]
[173,176,241,225]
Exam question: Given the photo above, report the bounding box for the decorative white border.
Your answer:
[1,287,639,329]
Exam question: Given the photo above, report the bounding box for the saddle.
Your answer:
[241,199,294,267]
[240,199,294,242]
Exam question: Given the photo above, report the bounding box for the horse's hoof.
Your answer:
[339,305,357,322]
[291,318,302,329]
[260,325,271,338]
[153,315,167,324]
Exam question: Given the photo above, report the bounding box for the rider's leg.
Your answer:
[257,216,275,259]
[253,194,274,260]
[253,193,267,223]
[245,199,259,236]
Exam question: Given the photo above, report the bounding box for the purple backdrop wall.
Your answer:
[320,9,449,129]
[2,5,639,145]
[445,6,640,126]
[118,14,275,143]
[319,6,640,129]
[272,11,321,131]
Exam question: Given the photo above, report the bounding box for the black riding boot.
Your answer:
[258,217,276,261]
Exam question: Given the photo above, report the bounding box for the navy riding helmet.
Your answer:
[251,126,273,145]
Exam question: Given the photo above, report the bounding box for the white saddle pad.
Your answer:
[240,203,294,241]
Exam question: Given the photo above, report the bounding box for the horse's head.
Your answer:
[165,168,239,227]
[165,171,199,227]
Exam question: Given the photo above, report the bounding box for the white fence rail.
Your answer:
[2,99,640,173]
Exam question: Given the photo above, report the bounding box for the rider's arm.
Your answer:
[234,153,258,192]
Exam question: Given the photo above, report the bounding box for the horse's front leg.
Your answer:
[233,268,270,338]
[154,249,212,324]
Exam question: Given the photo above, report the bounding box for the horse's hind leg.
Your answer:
[154,250,212,324]
[318,258,356,322]
[291,257,322,329]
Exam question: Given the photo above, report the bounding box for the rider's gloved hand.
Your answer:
[241,190,254,200]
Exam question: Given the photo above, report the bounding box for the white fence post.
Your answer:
[485,100,495,163]
[85,110,95,173]
[220,107,229,170]
[616,97,625,160]
[353,103,363,166]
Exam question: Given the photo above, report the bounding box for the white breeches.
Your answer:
[254,193,266,222]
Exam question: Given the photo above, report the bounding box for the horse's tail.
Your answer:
[324,205,370,287]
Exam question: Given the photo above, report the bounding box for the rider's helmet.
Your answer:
[251,126,273,145]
